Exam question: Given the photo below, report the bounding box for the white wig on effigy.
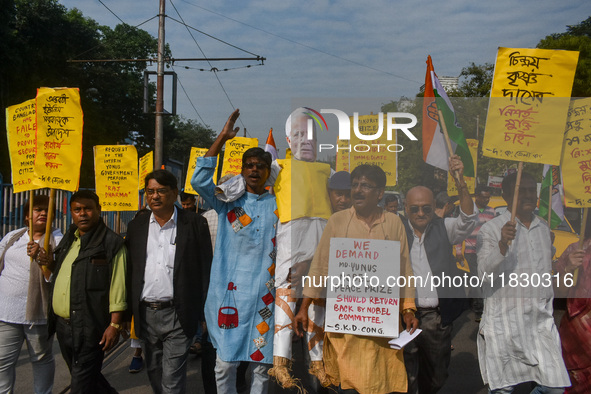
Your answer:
[285,107,317,139]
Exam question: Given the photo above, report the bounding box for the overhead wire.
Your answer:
[169,0,250,136]
[171,65,207,125]
[179,0,422,85]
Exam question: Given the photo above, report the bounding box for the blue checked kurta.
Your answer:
[476,210,570,390]
[192,156,278,363]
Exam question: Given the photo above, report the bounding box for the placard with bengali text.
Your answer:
[184,147,209,195]
[482,47,578,164]
[562,98,591,207]
[448,139,478,195]
[138,151,153,190]
[220,137,258,178]
[34,87,83,191]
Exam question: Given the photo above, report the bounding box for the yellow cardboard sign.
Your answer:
[34,87,83,191]
[6,98,39,193]
[335,138,351,172]
[221,137,258,178]
[138,151,153,190]
[94,145,138,211]
[184,147,209,195]
[349,114,397,186]
[562,98,591,207]
[482,47,579,164]
[448,139,478,195]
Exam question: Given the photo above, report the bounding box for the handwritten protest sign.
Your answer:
[325,238,400,338]
[6,98,39,193]
[94,145,138,211]
[448,138,478,195]
[138,151,153,190]
[482,47,578,165]
[348,114,397,186]
[184,147,209,195]
[34,87,83,191]
[220,137,258,178]
[335,138,350,172]
[562,98,591,207]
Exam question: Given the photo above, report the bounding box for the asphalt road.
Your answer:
[14,308,559,393]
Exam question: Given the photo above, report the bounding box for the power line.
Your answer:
[166,15,260,57]
[97,0,126,24]
[171,65,207,125]
[179,0,422,85]
[169,0,250,136]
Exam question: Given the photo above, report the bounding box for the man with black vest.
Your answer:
[401,154,478,394]
[47,190,127,394]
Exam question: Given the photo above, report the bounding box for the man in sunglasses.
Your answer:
[401,154,478,394]
[192,109,278,393]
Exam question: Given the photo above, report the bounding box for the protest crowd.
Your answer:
[1,103,589,394]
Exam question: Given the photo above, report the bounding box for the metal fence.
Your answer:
[1,184,138,238]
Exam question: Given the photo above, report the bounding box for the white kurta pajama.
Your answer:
[476,211,570,390]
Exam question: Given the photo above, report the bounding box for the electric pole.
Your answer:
[154,0,166,169]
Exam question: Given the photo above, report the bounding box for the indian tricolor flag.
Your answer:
[423,55,474,177]
[539,164,564,229]
[264,128,278,160]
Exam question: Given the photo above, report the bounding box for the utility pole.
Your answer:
[154,0,166,170]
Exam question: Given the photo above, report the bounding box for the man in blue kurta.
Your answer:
[191,109,278,394]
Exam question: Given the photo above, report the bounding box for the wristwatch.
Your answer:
[110,322,123,332]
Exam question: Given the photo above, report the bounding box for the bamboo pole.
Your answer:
[437,109,461,184]
[573,208,588,286]
[40,189,57,277]
[29,192,34,263]
[547,166,553,227]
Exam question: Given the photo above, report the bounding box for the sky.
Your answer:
[58,0,590,153]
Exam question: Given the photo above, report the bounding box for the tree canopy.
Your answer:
[1,0,214,188]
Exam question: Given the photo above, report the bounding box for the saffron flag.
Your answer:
[539,164,564,229]
[264,128,278,160]
[423,56,474,176]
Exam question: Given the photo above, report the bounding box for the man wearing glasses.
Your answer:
[126,169,212,393]
[192,109,278,393]
[401,154,478,394]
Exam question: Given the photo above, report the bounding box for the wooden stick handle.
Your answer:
[437,109,461,183]
[29,192,34,263]
[548,166,553,227]
[573,207,588,286]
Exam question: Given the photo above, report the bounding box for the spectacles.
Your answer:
[351,182,379,192]
[243,162,268,170]
[409,205,433,214]
[146,188,170,196]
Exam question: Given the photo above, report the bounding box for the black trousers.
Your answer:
[56,317,117,394]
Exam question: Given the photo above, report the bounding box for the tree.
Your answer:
[0,0,161,187]
[537,17,591,97]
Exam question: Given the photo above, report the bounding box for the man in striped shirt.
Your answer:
[455,185,495,320]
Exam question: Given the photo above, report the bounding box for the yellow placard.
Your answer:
[448,139,478,195]
[34,87,83,191]
[349,114,397,186]
[138,151,153,190]
[6,98,39,193]
[184,147,209,195]
[94,145,138,211]
[221,137,258,178]
[482,47,579,165]
[562,98,591,207]
[335,138,350,172]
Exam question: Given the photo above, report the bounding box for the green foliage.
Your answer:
[0,0,192,188]
[537,17,591,97]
